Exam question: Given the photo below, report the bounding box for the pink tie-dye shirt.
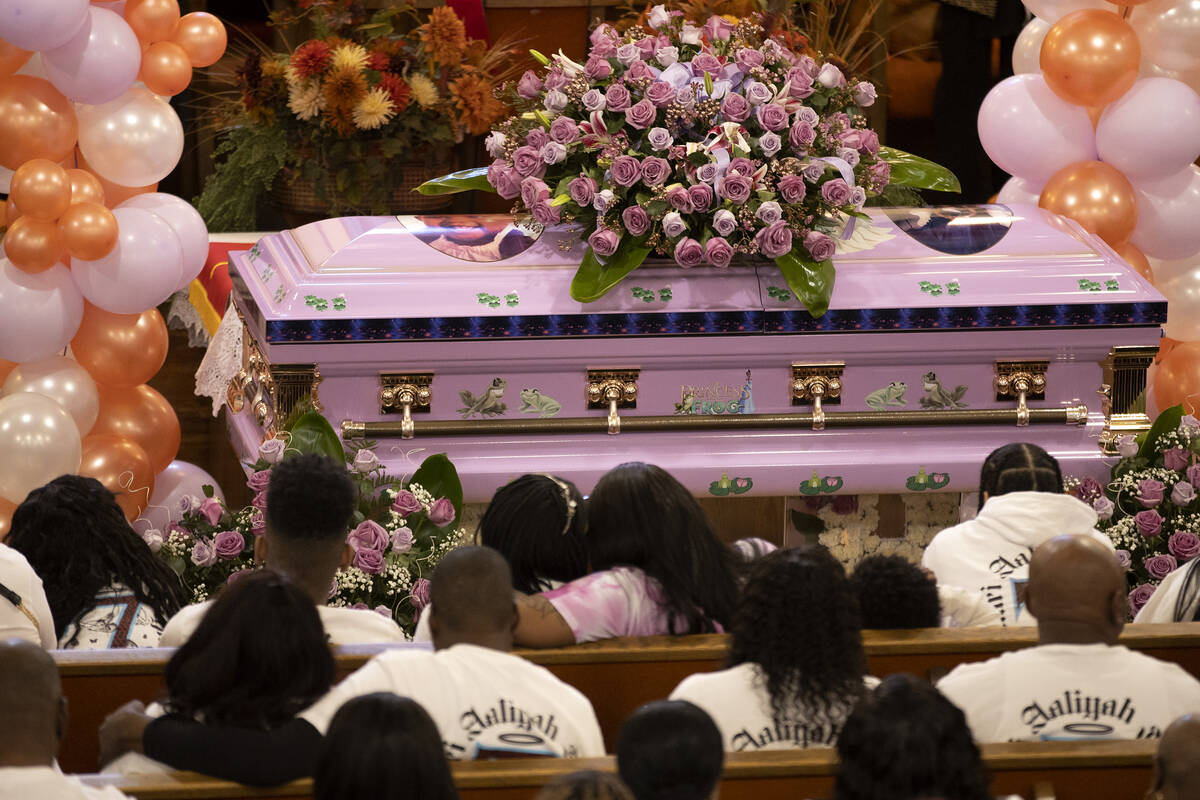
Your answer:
[542,566,723,642]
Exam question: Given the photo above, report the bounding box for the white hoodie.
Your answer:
[922,492,1114,627]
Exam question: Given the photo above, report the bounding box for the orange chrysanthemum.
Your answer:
[366,51,389,72]
[421,6,467,67]
[450,69,504,135]
[378,72,412,112]
[290,40,333,80]
[322,66,368,136]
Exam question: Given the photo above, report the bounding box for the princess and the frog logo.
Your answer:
[675,370,754,416]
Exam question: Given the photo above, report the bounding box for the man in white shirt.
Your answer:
[0,639,130,799]
[160,454,403,646]
[0,543,57,648]
[938,535,1200,742]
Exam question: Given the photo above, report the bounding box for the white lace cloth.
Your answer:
[194,306,243,417]
[166,291,210,348]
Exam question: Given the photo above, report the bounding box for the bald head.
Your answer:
[1155,715,1200,800]
[1027,535,1126,644]
[0,639,65,766]
[428,546,517,651]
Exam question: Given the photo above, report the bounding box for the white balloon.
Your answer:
[1013,17,1051,75]
[0,0,88,52]
[0,261,84,363]
[130,460,225,537]
[1157,263,1200,341]
[70,207,184,314]
[42,7,140,105]
[1,355,99,437]
[1131,166,1200,260]
[0,392,82,505]
[1132,0,1200,74]
[1022,0,1104,23]
[997,176,1045,204]
[1097,78,1200,183]
[1149,253,1200,286]
[119,194,209,293]
[76,87,184,188]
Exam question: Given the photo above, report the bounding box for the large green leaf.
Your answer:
[569,239,652,303]
[879,147,962,193]
[1137,404,1184,460]
[285,411,346,464]
[775,250,836,318]
[416,167,496,196]
[411,453,465,530]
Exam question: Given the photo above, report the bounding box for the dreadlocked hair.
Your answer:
[7,475,188,645]
[977,442,1064,511]
[728,546,869,727]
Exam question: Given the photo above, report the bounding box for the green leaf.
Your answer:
[416,167,496,196]
[411,453,465,531]
[201,484,215,499]
[790,509,826,535]
[1137,404,1184,460]
[285,411,346,464]
[569,240,652,303]
[775,251,836,318]
[879,147,962,193]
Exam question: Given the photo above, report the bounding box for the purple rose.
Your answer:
[1129,583,1156,615]
[744,80,772,106]
[199,497,224,525]
[543,68,569,91]
[625,98,657,130]
[821,178,853,207]
[1093,496,1115,520]
[721,173,752,204]
[626,60,655,82]
[178,494,201,515]
[1146,553,1179,580]
[755,220,794,258]
[190,541,216,567]
[353,547,385,574]
[857,129,880,155]
[735,48,765,71]
[1172,480,1196,506]
[1115,549,1132,570]
[728,157,754,176]
[666,186,694,213]
[532,199,561,225]
[428,498,456,527]
[867,160,891,191]
[581,88,606,112]
[616,42,640,66]
[688,183,713,212]
[549,116,579,144]
[640,156,671,186]
[778,174,807,204]
[756,200,783,224]
[786,67,815,98]
[517,70,542,99]
[246,469,271,493]
[569,175,598,207]
[392,526,414,553]
[622,205,651,236]
[589,228,621,257]
[755,103,789,132]
[720,92,750,123]
[690,52,722,76]
[1139,478,1165,508]
[521,176,550,208]
[702,16,733,41]
[803,230,836,262]
[1183,415,1200,429]
[610,155,642,187]
[584,56,612,80]
[696,162,719,184]
[1117,436,1139,458]
[1076,475,1104,502]
[817,63,846,89]
[1135,509,1163,538]
[526,128,550,150]
[214,530,246,560]
[1164,447,1190,471]
[348,520,390,552]
[1169,531,1200,561]
[758,132,782,157]
[674,237,704,268]
[511,146,545,178]
[142,529,163,553]
[789,120,816,151]
[258,437,286,465]
[487,163,522,200]
[853,80,877,106]
[646,81,676,107]
[803,161,826,182]
[541,142,567,166]
[409,577,432,611]
[713,208,736,236]
[605,83,631,111]
[647,126,672,150]
[251,491,267,511]
[392,489,423,516]
[352,449,379,474]
[661,212,686,239]
[1189,463,1200,488]
[705,237,734,268]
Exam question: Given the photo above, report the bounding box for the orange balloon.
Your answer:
[173,12,226,68]
[1154,341,1200,415]
[3,215,63,273]
[10,158,71,222]
[1114,242,1153,282]
[66,168,106,206]
[4,195,20,228]
[1157,336,1182,364]
[74,148,156,207]
[140,40,192,96]
[91,384,180,474]
[0,359,16,385]
[1040,10,1140,107]
[71,303,169,387]
[0,497,14,541]
[78,435,156,522]
[0,39,30,79]
[126,0,181,44]
[1039,161,1138,249]
[0,76,78,171]
[59,202,119,261]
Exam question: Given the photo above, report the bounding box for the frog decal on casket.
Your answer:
[518,388,562,418]
[865,381,908,410]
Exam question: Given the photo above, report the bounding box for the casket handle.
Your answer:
[995,362,1048,428]
[791,363,844,431]
[586,370,639,435]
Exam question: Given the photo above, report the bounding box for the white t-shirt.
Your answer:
[939,585,1000,628]
[300,643,605,759]
[0,543,56,648]
[59,584,164,649]
[923,492,1114,627]
[670,663,879,751]
[937,643,1200,742]
[1134,559,1200,623]
[160,601,406,647]
[0,766,130,799]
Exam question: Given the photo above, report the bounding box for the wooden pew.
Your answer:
[78,740,1157,800]
[55,623,1200,773]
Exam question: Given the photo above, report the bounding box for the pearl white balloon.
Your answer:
[1,355,99,437]
[1132,0,1200,75]
[1022,0,1104,23]
[1150,253,1200,286]
[76,87,184,188]
[119,194,209,293]
[1131,166,1200,261]
[0,392,82,505]
[997,176,1045,204]
[70,207,184,314]
[1157,263,1200,341]
[1012,17,1051,75]
[0,261,84,363]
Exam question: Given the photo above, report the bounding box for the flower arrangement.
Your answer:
[196,1,521,230]
[146,410,468,636]
[1070,405,1200,618]
[420,7,956,315]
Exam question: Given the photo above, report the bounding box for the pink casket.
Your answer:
[223,203,1163,501]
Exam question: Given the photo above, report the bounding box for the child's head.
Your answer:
[478,474,588,594]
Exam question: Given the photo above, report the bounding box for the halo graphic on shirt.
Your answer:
[883,205,1014,255]
[1058,722,1115,737]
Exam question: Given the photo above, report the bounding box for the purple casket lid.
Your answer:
[228,204,1165,343]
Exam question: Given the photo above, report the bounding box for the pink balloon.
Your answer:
[42,7,140,105]
[0,0,89,52]
[131,459,225,536]
[1023,0,1105,23]
[119,194,208,293]
[1131,166,1200,260]
[997,176,1045,204]
[76,87,184,188]
[978,74,1098,184]
[70,207,183,314]
[1097,78,1200,183]
[0,260,84,363]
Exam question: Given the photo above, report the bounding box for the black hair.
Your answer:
[978,443,1063,511]
[586,463,739,633]
[849,555,941,630]
[728,547,868,728]
[834,674,992,800]
[7,475,188,644]
[536,771,635,800]
[163,570,334,729]
[428,545,516,634]
[314,692,459,800]
[265,453,356,541]
[617,700,724,800]
[478,474,588,594]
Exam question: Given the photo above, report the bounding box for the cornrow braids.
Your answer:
[7,475,188,644]
[978,442,1064,511]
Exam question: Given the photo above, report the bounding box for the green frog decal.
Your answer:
[797,470,844,495]
[518,388,561,418]
[708,472,753,496]
[919,372,968,410]
[865,381,908,410]
[906,468,951,491]
[458,378,508,419]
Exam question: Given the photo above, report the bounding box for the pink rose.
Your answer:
[258,438,285,465]
[639,156,671,186]
[689,52,722,76]
[511,146,545,178]
[353,548,385,574]
[569,175,598,207]
[755,220,794,258]
[428,498,456,527]
[532,200,561,225]
[549,116,579,145]
[246,469,271,492]
[1128,583,1156,616]
[735,48,764,71]
[392,489,423,516]
[1115,549,1132,570]
[392,526,414,553]
[589,228,621,257]
[821,178,853,206]
[803,230,836,262]
[521,176,550,208]
[584,56,612,80]
[1164,447,1190,471]
[688,183,713,212]
[1189,463,1200,488]
[610,155,642,187]
[674,237,704,268]
[604,83,631,111]
[1135,509,1163,538]
[720,92,750,123]
[190,541,217,567]
[702,16,733,40]
[517,70,542,99]
[789,120,816,151]
[625,98,657,130]
[755,103,789,132]
[543,68,569,91]
[666,186,694,213]
[1076,476,1104,502]
[251,491,268,511]
[199,497,224,525]
[1146,553,1178,580]
[1172,481,1195,506]
[525,128,550,150]
[622,205,651,236]
[646,81,675,107]
[214,530,246,560]
[705,237,734,268]
[1138,479,1165,508]
[727,157,754,176]
[721,173,752,204]
[786,67,815,98]
[778,174,807,204]
[626,60,655,81]
[348,520,389,552]
[867,160,891,191]
[487,162,522,200]
[853,80,877,106]
[1168,531,1200,561]
[410,577,432,611]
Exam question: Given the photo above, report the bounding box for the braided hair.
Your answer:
[7,475,188,644]
[977,442,1064,511]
